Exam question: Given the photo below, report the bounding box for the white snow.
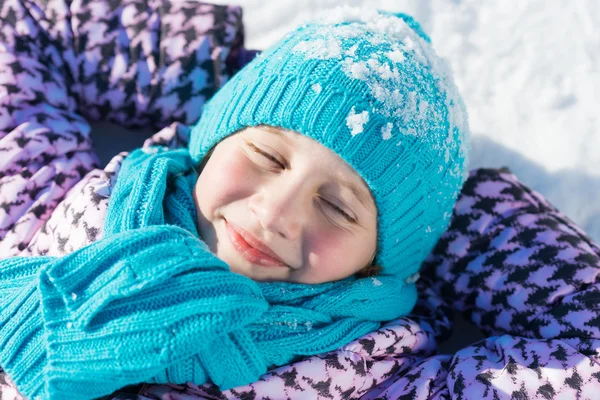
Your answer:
[292,37,342,59]
[292,7,468,151]
[404,272,421,284]
[382,122,393,140]
[206,0,599,242]
[346,107,369,136]
[345,44,359,57]
[386,49,405,63]
[342,59,369,81]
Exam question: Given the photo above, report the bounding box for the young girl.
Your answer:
[3,2,598,400]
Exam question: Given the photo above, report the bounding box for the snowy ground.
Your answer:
[210,0,600,242]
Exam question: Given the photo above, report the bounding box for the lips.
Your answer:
[225,220,288,268]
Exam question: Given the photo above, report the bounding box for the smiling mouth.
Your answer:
[225,220,288,268]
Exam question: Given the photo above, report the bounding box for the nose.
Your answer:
[248,180,304,240]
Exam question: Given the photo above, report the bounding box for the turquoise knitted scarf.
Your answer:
[0,147,416,400]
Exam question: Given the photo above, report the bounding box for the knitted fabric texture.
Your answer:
[0,148,415,400]
[189,8,470,285]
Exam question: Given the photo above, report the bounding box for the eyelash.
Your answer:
[320,198,357,224]
[250,143,286,169]
[248,142,357,224]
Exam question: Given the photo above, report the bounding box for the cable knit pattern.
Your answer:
[1,229,267,399]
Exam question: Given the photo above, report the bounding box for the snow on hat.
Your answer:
[189,6,470,284]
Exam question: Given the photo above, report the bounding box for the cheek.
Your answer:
[197,148,255,213]
[305,229,368,282]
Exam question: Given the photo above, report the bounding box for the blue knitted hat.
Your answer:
[189,7,470,284]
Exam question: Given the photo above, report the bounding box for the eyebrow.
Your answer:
[257,125,376,213]
[257,125,293,145]
[332,173,376,213]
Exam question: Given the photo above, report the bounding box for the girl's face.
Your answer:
[193,126,378,284]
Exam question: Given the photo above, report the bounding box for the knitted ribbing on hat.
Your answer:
[0,147,415,400]
[189,8,470,284]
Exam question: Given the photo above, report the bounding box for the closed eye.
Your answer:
[247,141,286,169]
[320,197,357,224]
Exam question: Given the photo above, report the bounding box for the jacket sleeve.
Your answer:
[0,0,244,258]
[0,0,99,257]
[369,168,600,399]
